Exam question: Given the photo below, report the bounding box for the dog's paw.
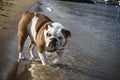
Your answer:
[17,58,21,62]
[53,59,63,65]
[19,56,25,59]
[17,56,25,62]
[18,55,25,60]
[29,56,36,60]
[18,53,25,59]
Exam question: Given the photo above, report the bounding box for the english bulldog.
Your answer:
[18,11,71,65]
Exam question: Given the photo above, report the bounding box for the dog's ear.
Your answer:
[45,24,53,30]
[61,29,71,38]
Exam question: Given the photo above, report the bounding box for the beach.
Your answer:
[0,0,37,79]
[0,0,37,36]
[0,0,120,80]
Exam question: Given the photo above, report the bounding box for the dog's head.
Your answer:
[44,22,71,52]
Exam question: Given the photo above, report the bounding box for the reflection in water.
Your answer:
[5,60,20,80]
[5,59,67,80]
[5,59,114,80]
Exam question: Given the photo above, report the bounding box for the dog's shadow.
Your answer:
[5,59,32,80]
[4,59,69,80]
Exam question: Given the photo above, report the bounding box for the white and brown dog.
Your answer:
[18,11,71,65]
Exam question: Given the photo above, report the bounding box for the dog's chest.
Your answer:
[28,16,38,42]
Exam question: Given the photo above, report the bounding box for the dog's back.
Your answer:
[18,11,52,35]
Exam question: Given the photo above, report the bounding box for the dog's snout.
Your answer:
[51,38,57,42]
[48,38,57,48]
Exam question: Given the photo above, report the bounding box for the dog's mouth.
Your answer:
[45,47,57,52]
[45,39,58,52]
[48,41,57,48]
[45,46,64,52]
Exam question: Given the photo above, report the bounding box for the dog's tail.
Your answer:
[34,12,37,17]
[21,11,29,17]
[37,1,53,12]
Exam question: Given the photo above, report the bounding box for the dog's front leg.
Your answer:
[38,51,48,66]
[29,40,35,59]
[54,50,64,64]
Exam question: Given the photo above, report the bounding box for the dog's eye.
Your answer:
[58,36,63,40]
[47,33,52,37]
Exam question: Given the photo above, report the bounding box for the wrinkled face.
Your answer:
[44,23,66,51]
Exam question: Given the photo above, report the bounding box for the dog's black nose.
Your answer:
[51,38,57,42]
[49,38,57,48]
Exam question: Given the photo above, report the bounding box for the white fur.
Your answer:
[38,52,47,65]
[53,50,64,64]
[29,44,35,59]
[19,52,22,59]
[19,52,24,59]
[44,22,65,48]
[43,22,66,65]
[28,13,38,42]
[27,13,38,59]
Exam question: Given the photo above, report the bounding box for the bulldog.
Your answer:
[18,11,71,65]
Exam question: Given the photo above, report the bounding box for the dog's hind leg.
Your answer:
[18,32,28,59]
[29,39,35,59]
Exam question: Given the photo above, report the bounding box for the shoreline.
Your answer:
[0,0,37,79]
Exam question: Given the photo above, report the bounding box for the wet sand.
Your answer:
[0,0,37,79]
[0,0,37,35]
[0,0,120,80]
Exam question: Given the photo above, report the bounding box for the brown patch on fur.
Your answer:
[35,12,53,34]
[18,11,34,53]
[36,22,53,53]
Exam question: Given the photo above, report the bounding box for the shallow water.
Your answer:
[0,0,120,80]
